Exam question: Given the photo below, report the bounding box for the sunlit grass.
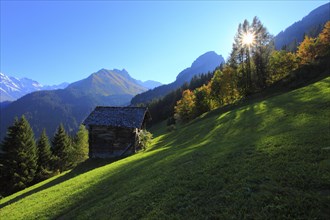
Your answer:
[0,77,329,219]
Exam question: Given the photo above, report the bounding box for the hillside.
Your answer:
[67,69,146,96]
[274,2,330,50]
[0,69,147,140]
[131,51,224,105]
[1,76,329,219]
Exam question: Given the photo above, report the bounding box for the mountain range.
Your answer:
[274,2,330,50]
[0,69,148,140]
[0,72,162,103]
[0,52,223,140]
[0,73,69,102]
[1,3,328,141]
[131,51,224,105]
[66,69,147,96]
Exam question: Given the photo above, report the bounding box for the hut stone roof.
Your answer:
[83,106,150,129]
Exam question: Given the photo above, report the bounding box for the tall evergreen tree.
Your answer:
[228,17,273,93]
[36,129,54,180]
[52,124,72,172]
[251,16,273,89]
[37,129,52,169]
[0,116,38,195]
[72,124,89,165]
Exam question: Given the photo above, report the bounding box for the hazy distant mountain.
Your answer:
[136,80,163,89]
[274,2,330,51]
[43,82,70,91]
[0,73,69,102]
[0,101,12,110]
[176,51,223,84]
[67,69,146,96]
[0,69,147,140]
[131,51,224,105]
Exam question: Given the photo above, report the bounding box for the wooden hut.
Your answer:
[83,106,151,158]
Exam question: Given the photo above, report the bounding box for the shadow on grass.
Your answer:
[41,70,330,218]
[0,158,122,209]
[196,64,329,125]
[1,67,329,218]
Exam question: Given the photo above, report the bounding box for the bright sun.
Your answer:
[242,32,255,47]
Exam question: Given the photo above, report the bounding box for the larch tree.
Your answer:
[297,36,317,65]
[194,84,212,116]
[268,50,299,84]
[210,70,225,107]
[316,21,330,57]
[174,89,196,123]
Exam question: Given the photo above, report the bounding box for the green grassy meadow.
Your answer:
[1,77,330,219]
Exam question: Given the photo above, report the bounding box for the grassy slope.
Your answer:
[1,77,330,219]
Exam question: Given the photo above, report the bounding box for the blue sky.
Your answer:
[0,1,328,85]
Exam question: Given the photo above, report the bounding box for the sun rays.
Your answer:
[242,31,255,47]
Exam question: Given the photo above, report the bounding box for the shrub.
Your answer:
[137,130,153,150]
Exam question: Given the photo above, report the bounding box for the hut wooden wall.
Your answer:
[88,125,137,158]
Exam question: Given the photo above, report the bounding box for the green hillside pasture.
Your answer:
[1,77,330,219]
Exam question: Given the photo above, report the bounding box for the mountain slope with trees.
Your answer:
[0,116,89,196]
[1,75,329,219]
[157,19,330,127]
[274,2,329,51]
[0,69,147,141]
[131,51,224,105]
[1,6,329,219]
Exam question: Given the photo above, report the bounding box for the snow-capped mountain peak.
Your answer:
[0,73,69,102]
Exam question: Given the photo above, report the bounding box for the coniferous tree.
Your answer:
[297,36,317,65]
[52,124,72,172]
[72,124,89,165]
[228,17,273,93]
[251,16,273,89]
[37,129,52,169]
[0,116,38,195]
[36,129,54,181]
